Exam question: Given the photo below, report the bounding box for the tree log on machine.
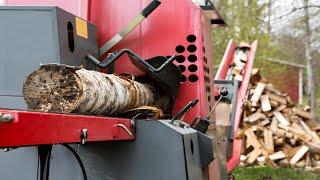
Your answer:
[23,64,170,116]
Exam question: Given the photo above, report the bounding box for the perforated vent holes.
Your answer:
[174,34,201,83]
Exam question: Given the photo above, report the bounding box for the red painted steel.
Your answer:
[4,0,218,124]
[4,0,89,19]
[227,40,258,172]
[3,0,252,175]
[214,40,237,81]
[0,109,134,148]
[214,39,237,97]
[89,0,215,124]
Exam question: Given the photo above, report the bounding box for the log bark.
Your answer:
[23,64,170,116]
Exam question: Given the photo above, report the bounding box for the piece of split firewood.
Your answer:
[247,148,263,164]
[260,95,272,112]
[270,117,278,133]
[267,93,287,105]
[244,112,266,123]
[259,119,270,127]
[273,111,290,126]
[265,84,283,96]
[290,145,309,165]
[251,82,266,103]
[240,155,247,162]
[292,107,312,120]
[264,129,274,154]
[244,128,262,149]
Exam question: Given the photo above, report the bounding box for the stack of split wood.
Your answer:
[239,68,320,170]
[229,42,251,82]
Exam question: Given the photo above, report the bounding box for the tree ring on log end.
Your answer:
[23,64,82,113]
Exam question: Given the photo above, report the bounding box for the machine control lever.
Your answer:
[171,99,199,124]
[205,88,228,119]
[194,88,229,133]
[141,0,162,18]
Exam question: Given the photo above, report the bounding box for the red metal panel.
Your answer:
[89,0,143,75]
[0,109,134,148]
[5,0,217,124]
[214,39,237,81]
[201,13,216,118]
[227,40,258,172]
[140,0,204,123]
[4,0,89,19]
[89,0,210,123]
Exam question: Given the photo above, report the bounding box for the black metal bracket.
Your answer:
[85,49,181,101]
[213,80,239,141]
[86,49,175,72]
[171,99,199,124]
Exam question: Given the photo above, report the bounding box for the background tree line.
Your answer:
[212,0,320,120]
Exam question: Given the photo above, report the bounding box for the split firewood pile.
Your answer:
[238,68,320,170]
[229,42,251,82]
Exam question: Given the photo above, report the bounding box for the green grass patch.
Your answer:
[233,166,320,180]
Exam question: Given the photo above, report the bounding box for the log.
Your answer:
[265,84,282,96]
[269,151,286,161]
[273,112,290,126]
[292,107,312,120]
[264,129,274,153]
[23,64,169,116]
[267,93,287,105]
[251,82,266,103]
[269,100,279,107]
[290,145,309,165]
[247,148,263,164]
[250,68,262,83]
[244,112,266,123]
[234,74,243,82]
[270,117,278,133]
[244,128,262,149]
[260,95,271,112]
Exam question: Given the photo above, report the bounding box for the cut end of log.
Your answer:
[23,64,82,113]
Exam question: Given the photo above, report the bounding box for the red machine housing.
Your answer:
[6,0,220,125]
[2,0,258,177]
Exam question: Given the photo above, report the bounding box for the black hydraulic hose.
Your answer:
[62,144,88,180]
[42,144,87,180]
[44,147,52,180]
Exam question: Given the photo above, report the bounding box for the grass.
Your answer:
[232,166,320,180]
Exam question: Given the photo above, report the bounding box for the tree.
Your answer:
[303,0,317,120]
[212,0,282,75]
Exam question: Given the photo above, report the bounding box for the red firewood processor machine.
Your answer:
[0,0,257,179]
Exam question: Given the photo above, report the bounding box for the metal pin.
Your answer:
[0,113,14,123]
[80,129,88,145]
